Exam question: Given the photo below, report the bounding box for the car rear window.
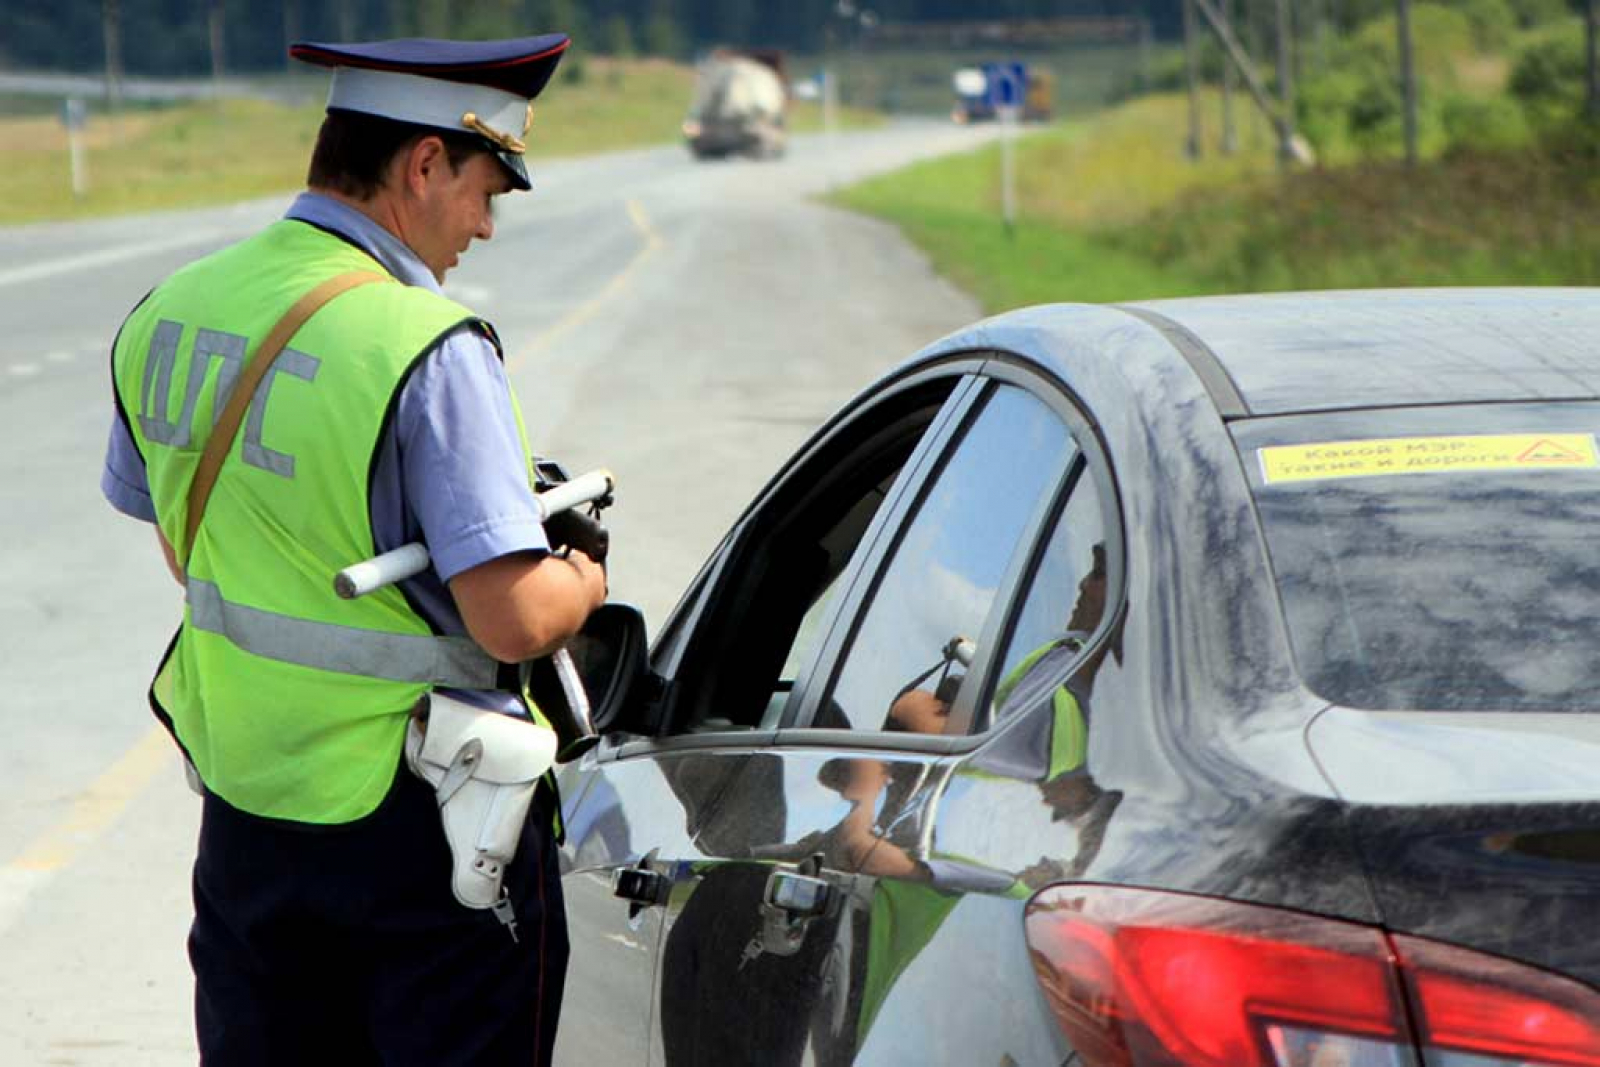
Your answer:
[1234,402,1600,713]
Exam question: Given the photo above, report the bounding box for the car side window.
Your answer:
[660,382,961,736]
[986,463,1110,727]
[817,385,1076,734]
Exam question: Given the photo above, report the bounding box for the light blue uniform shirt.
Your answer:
[102,192,548,713]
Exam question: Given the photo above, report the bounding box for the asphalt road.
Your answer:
[0,120,996,1064]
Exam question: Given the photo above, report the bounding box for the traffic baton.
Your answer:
[334,469,614,599]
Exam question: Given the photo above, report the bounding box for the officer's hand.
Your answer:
[544,509,609,564]
[563,548,608,611]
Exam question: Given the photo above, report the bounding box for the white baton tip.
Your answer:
[334,543,431,598]
[535,469,616,519]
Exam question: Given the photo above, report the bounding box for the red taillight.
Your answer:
[1024,886,1410,1067]
[1397,934,1600,1067]
[1025,885,1600,1067]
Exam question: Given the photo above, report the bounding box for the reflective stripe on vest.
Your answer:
[185,579,502,690]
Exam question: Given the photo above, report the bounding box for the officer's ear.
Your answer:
[396,134,450,198]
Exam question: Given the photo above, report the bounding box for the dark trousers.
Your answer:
[190,764,567,1066]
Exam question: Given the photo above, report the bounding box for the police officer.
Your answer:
[99,33,603,1066]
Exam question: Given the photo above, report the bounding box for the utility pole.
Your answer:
[1138,15,1153,92]
[1221,0,1237,153]
[1192,0,1314,164]
[101,0,124,114]
[1274,0,1295,166]
[1397,0,1418,163]
[284,0,301,71]
[1184,0,1203,159]
[209,1,228,96]
[1587,0,1598,121]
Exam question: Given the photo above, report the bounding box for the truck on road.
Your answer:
[952,61,1054,124]
[683,49,789,160]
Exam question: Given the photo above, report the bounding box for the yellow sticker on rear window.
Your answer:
[1259,433,1600,484]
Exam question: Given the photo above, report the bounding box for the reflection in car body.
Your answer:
[554,289,1600,1066]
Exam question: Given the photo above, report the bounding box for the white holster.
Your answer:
[404,693,558,910]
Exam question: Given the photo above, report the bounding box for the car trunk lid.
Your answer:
[1308,707,1600,990]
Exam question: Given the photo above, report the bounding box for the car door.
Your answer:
[635,371,1104,1065]
[554,367,980,1065]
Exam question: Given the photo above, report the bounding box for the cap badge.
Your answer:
[460,103,534,155]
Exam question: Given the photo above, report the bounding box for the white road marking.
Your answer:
[0,868,52,939]
[0,727,174,937]
[445,282,492,305]
[10,363,40,376]
[0,229,224,289]
[45,350,75,363]
[603,932,650,953]
[508,199,663,370]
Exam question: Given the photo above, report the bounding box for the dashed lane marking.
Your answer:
[0,727,173,937]
[0,229,225,289]
[507,198,663,370]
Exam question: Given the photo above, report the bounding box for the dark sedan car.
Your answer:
[554,288,1600,1066]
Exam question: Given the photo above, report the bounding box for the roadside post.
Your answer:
[822,66,840,191]
[61,97,89,198]
[992,64,1024,237]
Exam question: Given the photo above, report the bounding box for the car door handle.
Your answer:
[764,869,832,919]
[750,858,839,959]
[612,865,670,907]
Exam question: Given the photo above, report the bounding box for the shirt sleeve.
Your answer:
[397,327,549,583]
[101,413,157,523]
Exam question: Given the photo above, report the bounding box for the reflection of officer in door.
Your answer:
[992,541,1124,884]
[811,543,1126,1057]
[657,758,827,1065]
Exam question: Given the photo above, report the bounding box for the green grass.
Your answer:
[832,91,1283,306]
[0,57,879,225]
[832,89,1600,311]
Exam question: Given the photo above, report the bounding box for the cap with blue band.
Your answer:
[289,34,570,191]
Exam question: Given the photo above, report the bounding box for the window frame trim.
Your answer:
[935,357,1130,755]
[596,352,1129,762]
[598,358,989,763]
[791,359,1126,752]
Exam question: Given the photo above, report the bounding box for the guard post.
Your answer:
[991,63,1024,237]
[62,97,89,198]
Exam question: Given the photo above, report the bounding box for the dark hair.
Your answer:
[306,108,492,200]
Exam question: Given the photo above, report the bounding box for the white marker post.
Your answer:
[991,64,1025,238]
[999,100,1019,236]
[62,97,88,198]
[822,66,839,191]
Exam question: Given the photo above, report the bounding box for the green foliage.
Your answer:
[1508,20,1590,126]
[454,0,526,39]
[1440,92,1532,150]
[1505,0,1576,28]
[1348,3,1475,83]
[601,15,637,58]
[1115,148,1600,291]
[1296,50,1399,157]
[643,11,688,59]
[1455,0,1518,49]
[831,88,1600,313]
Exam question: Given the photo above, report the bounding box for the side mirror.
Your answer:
[563,602,657,741]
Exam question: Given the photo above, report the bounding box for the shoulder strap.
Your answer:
[182,269,392,568]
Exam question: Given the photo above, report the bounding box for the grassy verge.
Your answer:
[0,57,879,226]
[831,91,1600,311]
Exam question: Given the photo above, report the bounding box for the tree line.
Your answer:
[1,0,1189,77]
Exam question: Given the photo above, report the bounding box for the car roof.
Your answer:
[1120,288,1600,418]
